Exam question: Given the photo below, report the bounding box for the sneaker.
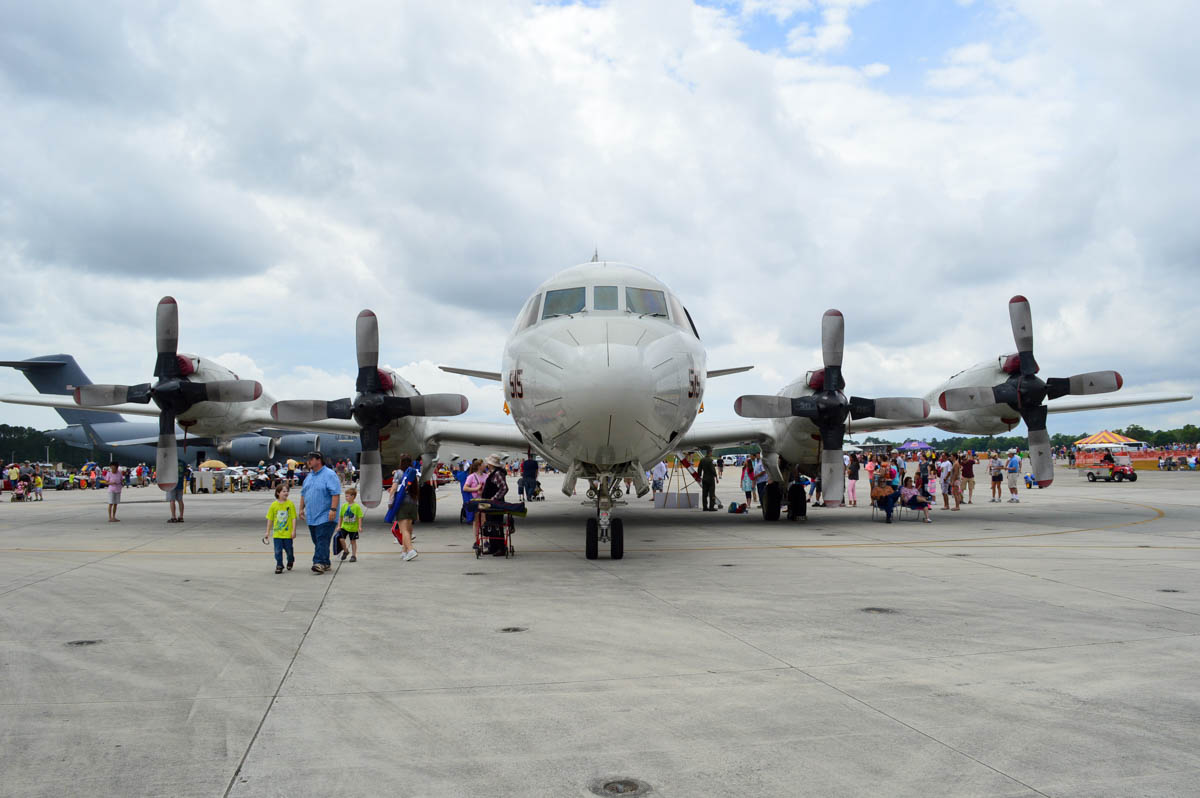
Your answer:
[340,549,348,561]
[275,566,283,574]
[349,556,356,563]
[924,518,932,523]
[403,549,419,562]
[312,564,323,573]
[287,562,294,571]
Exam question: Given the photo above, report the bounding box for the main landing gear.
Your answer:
[584,475,625,560]
[418,482,437,523]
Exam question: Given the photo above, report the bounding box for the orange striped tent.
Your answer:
[1074,431,1138,446]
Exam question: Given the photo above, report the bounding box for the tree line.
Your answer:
[0,425,86,464]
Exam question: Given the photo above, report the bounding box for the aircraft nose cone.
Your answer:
[559,343,664,466]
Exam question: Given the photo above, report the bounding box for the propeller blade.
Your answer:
[356,309,379,369]
[939,386,999,412]
[734,395,794,418]
[154,297,181,379]
[354,310,382,396]
[1046,370,1123,400]
[1008,295,1037,375]
[820,448,845,508]
[156,412,179,490]
[850,396,930,420]
[202,380,263,404]
[821,310,844,368]
[820,309,845,390]
[405,393,469,417]
[75,384,138,406]
[271,398,353,423]
[357,449,383,508]
[1027,427,1054,488]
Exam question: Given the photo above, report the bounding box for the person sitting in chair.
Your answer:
[899,477,933,523]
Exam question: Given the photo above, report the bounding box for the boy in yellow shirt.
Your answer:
[265,483,298,574]
[337,486,365,562]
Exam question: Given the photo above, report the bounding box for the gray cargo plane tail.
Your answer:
[1,355,163,465]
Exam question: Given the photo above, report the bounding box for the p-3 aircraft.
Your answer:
[269,260,1189,560]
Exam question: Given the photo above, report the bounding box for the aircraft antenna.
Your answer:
[591,248,599,263]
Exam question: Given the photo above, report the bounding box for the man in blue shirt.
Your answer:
[298,452,341,573]
[518,455,539,501]
[1006,449,1022,503]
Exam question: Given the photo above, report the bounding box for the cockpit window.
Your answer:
[519,294,541,330]
[594,285,618,311]
[626,287,668,317]
[543,287,586,318]
[668,294,699,338]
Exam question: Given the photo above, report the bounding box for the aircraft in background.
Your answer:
[0,305,375,478]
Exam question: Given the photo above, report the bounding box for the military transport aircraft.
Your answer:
[3,264,1190,562]
[1,354,362,467]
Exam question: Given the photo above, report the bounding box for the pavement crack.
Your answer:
[222,556,342,798]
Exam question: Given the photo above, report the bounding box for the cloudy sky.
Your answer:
[1,0,1196,443]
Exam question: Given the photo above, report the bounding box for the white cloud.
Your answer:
[0,0,1195,442]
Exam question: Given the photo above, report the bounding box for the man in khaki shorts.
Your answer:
[1005,449,1022,502]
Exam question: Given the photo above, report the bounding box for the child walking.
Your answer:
[265,483,298,574]
[337,486,365,562]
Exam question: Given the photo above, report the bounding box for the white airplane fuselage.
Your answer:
[501,263,705,479]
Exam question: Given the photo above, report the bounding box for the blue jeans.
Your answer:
[309,521,335,566]
[878,490,898,519]
[273,537,294,568]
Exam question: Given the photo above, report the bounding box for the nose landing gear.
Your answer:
[584,474,625,560]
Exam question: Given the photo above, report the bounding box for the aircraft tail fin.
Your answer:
[0,355,127,426]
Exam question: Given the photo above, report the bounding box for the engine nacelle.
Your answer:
[218,436,277,463]
[275,433,322,458]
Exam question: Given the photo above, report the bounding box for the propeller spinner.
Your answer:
[735,309,929,508]
[270,310,469,508]
[73,297,262,490]
[938,296,1122,488]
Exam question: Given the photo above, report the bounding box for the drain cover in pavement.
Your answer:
[589,777,652,796]
[499,626,528,633]
[860,607,898,614]
[66,639,102,647]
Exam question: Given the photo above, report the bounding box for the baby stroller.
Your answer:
[10,481,28,502]
[468,498,527,558]
[529,480,546,501]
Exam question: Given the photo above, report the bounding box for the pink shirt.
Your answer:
[106,470,122,493]
[464,472,486,497]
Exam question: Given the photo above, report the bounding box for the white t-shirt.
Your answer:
[938,461,952,481]
[652,462,668,480]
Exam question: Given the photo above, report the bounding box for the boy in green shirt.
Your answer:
[265,483,298,574]
[337,486,365,562]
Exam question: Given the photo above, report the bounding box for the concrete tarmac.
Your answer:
[2,471,1199,797]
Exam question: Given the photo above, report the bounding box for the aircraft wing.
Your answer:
[1043,391,1192,414]
[677,420,773,451]
[0,393,162,418]
[236,410,362,436]
[421,418,531,453]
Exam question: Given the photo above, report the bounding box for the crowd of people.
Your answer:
[653,448,1038,524]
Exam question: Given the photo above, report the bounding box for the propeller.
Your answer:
[735,309,930,508]
[938,296,1123,488]
[72,297,262,490]
[270,310,469,508]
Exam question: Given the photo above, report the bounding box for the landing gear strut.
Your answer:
[584,473,624,560]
